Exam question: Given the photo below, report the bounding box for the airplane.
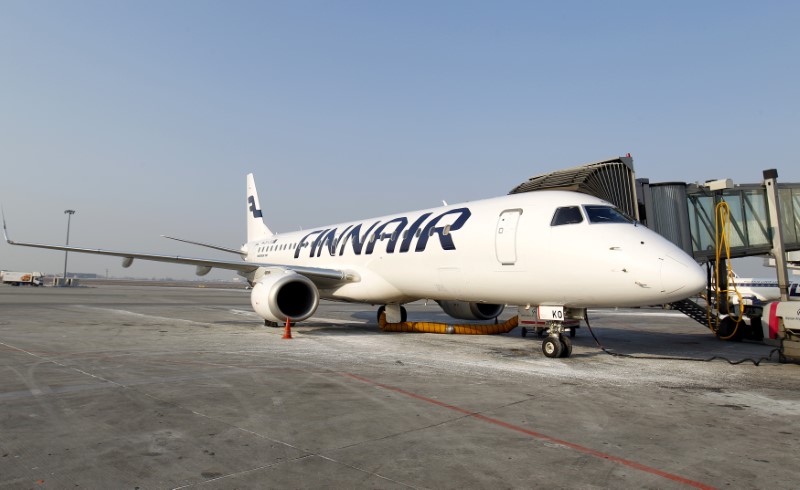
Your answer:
[724,272,800,306]
[3,173,707,358]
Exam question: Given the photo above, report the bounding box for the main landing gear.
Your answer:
[377,304,407,323]
[540,321,573,358]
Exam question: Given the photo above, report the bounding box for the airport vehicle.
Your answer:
[0,270,44,286]
[3,174,706,357]
[708,273,800,341]
[760,300,800,362]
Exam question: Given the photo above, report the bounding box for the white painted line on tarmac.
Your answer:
[229,309,368,325]
[229,309,259,317]
[588,309,685,318]
[310,317,369,325]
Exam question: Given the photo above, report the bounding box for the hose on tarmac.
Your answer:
[379,312,519,335]
[378,311,780,365]
[584,312,779,366]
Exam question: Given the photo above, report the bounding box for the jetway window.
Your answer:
[584,205,633,224]
[551,206,584,226]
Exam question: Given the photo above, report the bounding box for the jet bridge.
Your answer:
[640,174,800,358]
[641,180,800,262]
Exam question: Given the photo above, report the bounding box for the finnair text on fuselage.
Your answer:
[289,207,472,259]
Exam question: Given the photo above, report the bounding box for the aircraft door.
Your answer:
[496,209,522,265]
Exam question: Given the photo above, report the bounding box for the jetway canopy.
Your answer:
[509,156,639,220]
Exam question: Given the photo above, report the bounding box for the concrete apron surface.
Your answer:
[1,285,798,489]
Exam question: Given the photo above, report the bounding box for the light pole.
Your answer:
[63,210,75,284]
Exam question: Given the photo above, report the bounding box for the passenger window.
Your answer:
[551,206,584,226]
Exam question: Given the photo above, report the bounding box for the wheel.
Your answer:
[377,305,386,323]
[378,305,407,323]
[716,317,744,341]
[542,336,563,358]
[560,335,573,358]
[521,327,528,338]
[744,318,764,341]
[569,328,576,338]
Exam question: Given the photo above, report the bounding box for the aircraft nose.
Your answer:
[661,254,706,298]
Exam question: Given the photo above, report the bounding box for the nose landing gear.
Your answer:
[541,321,573,358]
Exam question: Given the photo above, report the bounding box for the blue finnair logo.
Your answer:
[294,207,471,258]
[248,196,263,218]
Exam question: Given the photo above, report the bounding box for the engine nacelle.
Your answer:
[250,272,319,323]
[437,300,505,320]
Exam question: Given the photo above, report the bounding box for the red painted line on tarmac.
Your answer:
[343,372,716,490]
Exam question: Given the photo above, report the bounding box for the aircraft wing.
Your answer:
[161,235,246,256]
[4,232,354,285]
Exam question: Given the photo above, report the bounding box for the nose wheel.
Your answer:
[540,321,573,358]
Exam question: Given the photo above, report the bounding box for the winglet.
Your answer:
[247,173,273,242]
[1,207,13,244]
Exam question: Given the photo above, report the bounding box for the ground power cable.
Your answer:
[710,201,745,340]
[583,313,780,366]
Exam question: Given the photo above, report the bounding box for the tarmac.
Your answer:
[1,284,798,489]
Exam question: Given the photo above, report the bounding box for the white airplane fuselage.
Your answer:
[243,190,704,308]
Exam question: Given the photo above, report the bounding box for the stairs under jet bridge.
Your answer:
[670,298,716,330]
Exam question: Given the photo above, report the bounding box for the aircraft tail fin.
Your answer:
[247,173,273,242]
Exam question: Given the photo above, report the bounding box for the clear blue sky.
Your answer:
[2,1,798,280]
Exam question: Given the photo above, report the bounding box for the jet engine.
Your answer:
[437,300,505,320]
[250,272,319,323]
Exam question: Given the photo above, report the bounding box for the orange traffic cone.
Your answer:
[282,318,292,339]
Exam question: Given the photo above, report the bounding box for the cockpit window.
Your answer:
[550,206,584,226]
[583,205,634,224]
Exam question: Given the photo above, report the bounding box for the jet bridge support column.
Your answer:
[764,169,791,302]
[762,169,800,362]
